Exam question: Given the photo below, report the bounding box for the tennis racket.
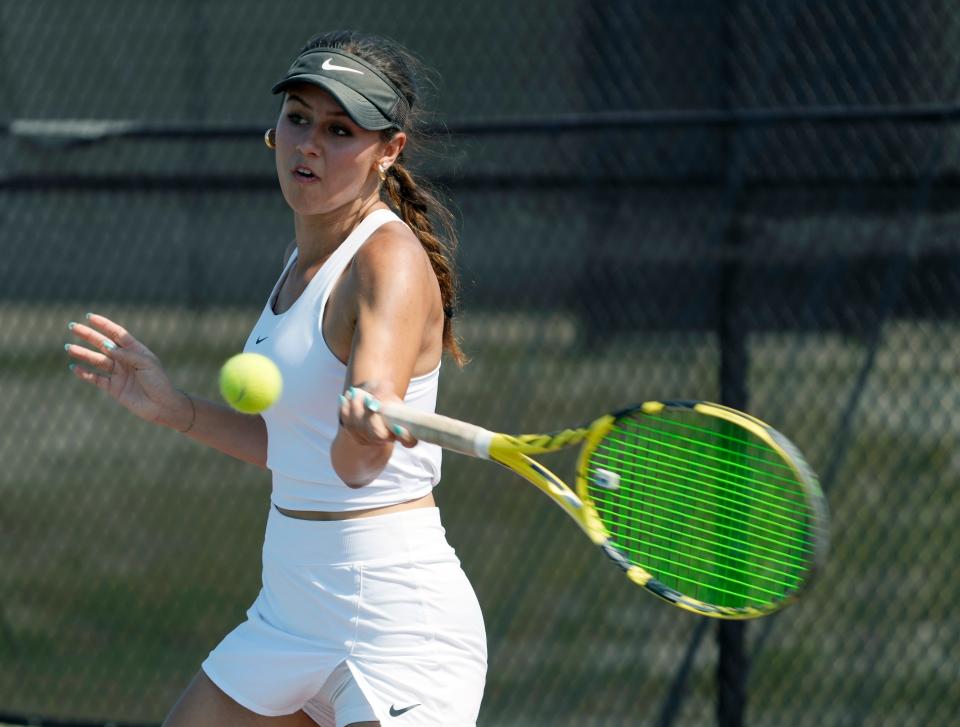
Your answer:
[379,399,828,619]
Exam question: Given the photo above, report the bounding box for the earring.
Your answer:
[264,128,276,150]
[377,164,388,182]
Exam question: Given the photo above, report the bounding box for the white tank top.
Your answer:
[242,208,442,511]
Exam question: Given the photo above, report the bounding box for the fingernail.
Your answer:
[338,395,347,406]
[68,363,77,372]
[63,343,71,352]
[345,387,356,400]
[84,312,93,320]
[364,395,380,412]
[392,425,408,438]
[67,321,77,330]
[102,340,116,351]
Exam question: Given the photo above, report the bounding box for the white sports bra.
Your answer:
[242,208,442,511]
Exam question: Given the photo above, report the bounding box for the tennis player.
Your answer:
[65,31,486,727]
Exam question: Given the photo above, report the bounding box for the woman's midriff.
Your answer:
[274,491,436,521]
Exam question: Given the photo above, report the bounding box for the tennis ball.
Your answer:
[218,353,283,414]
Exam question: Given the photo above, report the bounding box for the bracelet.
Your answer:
[178,391,197,434]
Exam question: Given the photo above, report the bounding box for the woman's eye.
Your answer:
[330,125,351,137]
[286,112,308,125]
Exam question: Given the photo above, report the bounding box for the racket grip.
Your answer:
[378,402,494,459]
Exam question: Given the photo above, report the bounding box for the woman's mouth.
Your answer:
[292,166,320,183]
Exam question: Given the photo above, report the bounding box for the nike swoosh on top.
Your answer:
[322,57,364,75]
[389,703,421,717]
[256,336,268,344]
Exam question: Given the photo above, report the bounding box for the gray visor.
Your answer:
[272,48,409,130]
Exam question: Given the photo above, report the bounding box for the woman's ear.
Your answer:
[378,132,407,171]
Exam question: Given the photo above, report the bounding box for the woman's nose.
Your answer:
[296,130,323,157]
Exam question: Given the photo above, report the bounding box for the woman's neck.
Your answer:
[292,193,386,271]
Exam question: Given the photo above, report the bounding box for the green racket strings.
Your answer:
[586,409,815,609]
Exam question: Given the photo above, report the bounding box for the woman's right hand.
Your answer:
[64,312,193,431]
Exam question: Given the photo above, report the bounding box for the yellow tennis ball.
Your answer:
[218,353,283,414]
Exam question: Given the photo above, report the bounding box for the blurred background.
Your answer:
[1,1,958,725]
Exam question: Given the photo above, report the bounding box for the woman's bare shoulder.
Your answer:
[353,220,429,279]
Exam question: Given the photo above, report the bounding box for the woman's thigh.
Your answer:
[162,671,320,727]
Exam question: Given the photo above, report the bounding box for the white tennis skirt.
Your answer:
[202,505,487,726]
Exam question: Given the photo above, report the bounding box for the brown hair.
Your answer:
[297,31,466,366]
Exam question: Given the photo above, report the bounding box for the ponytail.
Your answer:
[384,161,466,366]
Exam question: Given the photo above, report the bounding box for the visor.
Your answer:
[272,48,410,130]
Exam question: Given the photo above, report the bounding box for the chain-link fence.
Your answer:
[1,1,958,725]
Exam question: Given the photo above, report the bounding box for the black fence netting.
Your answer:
[1,1,958,726]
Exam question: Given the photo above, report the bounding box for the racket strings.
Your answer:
[637,413,793,461]
[628,420,802,492]
[591,494,808,595]
[605,415,809,537]
[587,410,814,609]
[592,526,794,597]
[588,464,810,564]
[591,500,807,578]
[592,444,807,524]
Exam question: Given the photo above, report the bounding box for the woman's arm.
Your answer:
[331,225,440,486]
[66,313,269,469]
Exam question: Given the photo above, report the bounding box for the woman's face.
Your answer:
[274,83,398,216]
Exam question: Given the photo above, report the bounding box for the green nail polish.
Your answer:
[84,312,93,320]
[346,387,355,400]
[392,425,406,437]
[67,321,76,330]
[64,343,71,352]
[68,363,77,372]
[102,340,116,351]
[365,396,380,412]
[338,395,347,406]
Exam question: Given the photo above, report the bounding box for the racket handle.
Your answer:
[378,401,494,459]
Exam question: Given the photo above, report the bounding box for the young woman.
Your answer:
[65,31,486,727]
